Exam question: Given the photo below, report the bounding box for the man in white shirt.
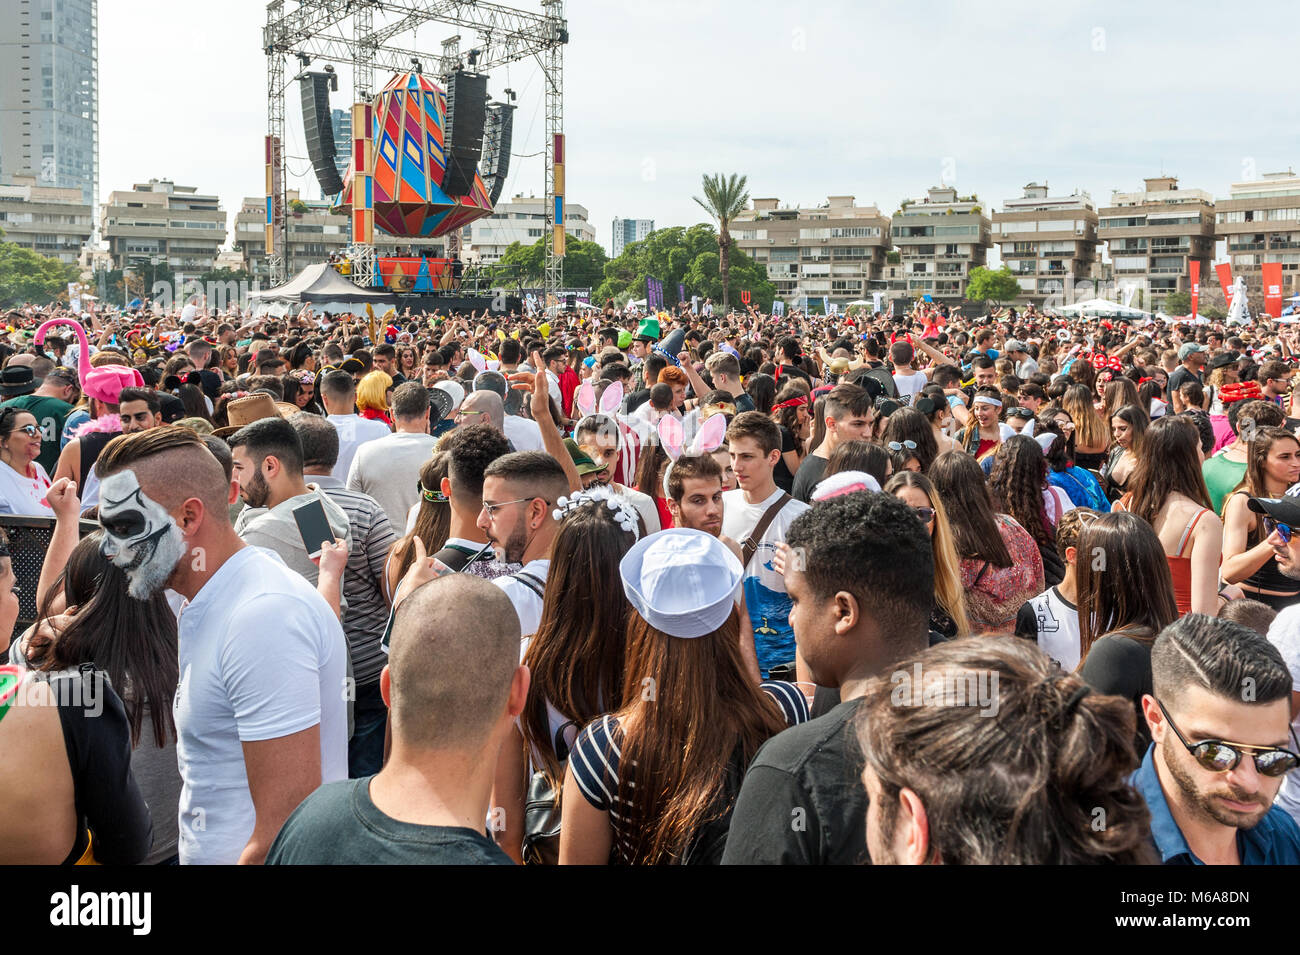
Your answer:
[1004,339,1039,380]
[477,450,568,638]
[721,412,810,679]
[347,381,437,529]
[95,426,347,865]
[321,369,389,482]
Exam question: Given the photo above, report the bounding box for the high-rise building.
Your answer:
[733,195,891,307]
[1098,177,1214,309]
[233,190,435,280]
[0,0,98,210]
[993,183,1099,306]
[100,179,226,274]
[461,195,596,264]
[1215,169,1300,297]
[612,216,653,256]
[890,186,992,302]
[0,173,92,264]
[330,108,351,186]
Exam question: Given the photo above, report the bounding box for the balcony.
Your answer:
[1229,242,1266,252]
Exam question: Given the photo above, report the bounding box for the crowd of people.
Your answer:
[3,292,1300,865]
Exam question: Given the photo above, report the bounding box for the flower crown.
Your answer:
[552,485,640,538]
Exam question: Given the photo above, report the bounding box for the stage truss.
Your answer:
[263,0,567,296]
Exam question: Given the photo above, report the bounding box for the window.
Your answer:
[799,228,831,239]
[829,226,880,238]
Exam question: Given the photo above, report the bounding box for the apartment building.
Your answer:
[993,183,1098,305]
[1097,177,1214,309]
[0,173,92,264]
[612,216,653,256]
[462,195,596,264]
[1215,169,1300,297]
[100,178,226,273]
[889,186,991,302]
[732,195,891,307]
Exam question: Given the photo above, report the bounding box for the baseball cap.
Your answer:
[1178,342,1209,361]
[1004,339,1028,353]
[1247,482,1300,528]
[434,379,465,414]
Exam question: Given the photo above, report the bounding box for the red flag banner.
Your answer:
[1263,262,1284,318]
[1216,262,1234,307]
[1190,260,1200,320]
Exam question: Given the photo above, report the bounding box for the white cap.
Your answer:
[434,379,465,413]
[811,470,881,502]
[619,529,742,638]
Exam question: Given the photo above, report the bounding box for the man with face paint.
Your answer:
[95,426,348,865]
[476,450,567,640]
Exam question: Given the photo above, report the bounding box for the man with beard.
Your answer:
[1134,613,1300,864]
[95,426,347,864]
[476,450,567,639]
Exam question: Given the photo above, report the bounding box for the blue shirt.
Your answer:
[1131,743,1300,865]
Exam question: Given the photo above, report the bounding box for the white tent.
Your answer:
[247,263,396,316]
[1054,298,1154,319]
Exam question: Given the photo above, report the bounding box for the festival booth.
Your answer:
[1054,298,1155,320]
[246,263,398,317]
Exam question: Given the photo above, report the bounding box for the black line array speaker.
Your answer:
[299,72,344,196]
[442,70,489,197]
[480,101,516,207]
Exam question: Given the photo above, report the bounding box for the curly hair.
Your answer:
[857,635,1157,864]
[988,435,1054,548]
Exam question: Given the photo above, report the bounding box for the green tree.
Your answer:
[966,265,1022,305]
[485,238,608,291]
[1163,290,1192,315]
[592,223,774,311]
[0,241,80,308]
[693,173,750,314]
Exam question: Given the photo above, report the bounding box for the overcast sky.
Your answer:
[101,0,1300,262]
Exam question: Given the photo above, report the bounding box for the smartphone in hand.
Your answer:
[293,498,334,560]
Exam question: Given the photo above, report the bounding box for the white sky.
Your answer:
[100,0,1300,261]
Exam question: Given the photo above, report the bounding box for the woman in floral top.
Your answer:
[930,450,1045,632]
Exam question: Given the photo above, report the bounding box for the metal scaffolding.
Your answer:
[263,0,567,295]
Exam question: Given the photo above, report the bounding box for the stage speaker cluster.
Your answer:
[299,72,344,197]
[442,70,489,197]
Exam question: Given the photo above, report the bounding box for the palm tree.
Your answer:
[693,173,750,315]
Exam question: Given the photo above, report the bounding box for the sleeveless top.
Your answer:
[1233,491,1300,597]
[1166,508,1210,616]
[79,429,121,485]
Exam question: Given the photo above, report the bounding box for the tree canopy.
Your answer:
[0,240,81,308]
[966,265,1022,304]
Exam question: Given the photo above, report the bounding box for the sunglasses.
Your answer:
[887,440,917,452]
[1007,408,1034,419]
[1264,516,1293,544]
[1158,699,1300,777]
[912,505,935,522]
[9,424,38,438]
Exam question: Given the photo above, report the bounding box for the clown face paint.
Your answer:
[99,470,187,600]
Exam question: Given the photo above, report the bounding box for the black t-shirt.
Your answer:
[267,776,513,865]
[791,454,829,503]
[776,364,812,389]
[721,699,868,865]
[1080,632,1153,751]
[621,388,650,415]
[772,426,798,493]
[1167,365,1201,404]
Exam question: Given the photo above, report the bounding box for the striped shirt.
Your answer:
[314,476,396,686]
[569,681,810,863]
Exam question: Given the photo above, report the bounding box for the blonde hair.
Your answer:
[1061,384,1109,450]
[929,490,972,637]
[356,369,392,414]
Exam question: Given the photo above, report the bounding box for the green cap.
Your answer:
[564,437,604,475]
[617,329,634,350]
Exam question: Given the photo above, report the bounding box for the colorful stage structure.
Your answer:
[263,0,567,299]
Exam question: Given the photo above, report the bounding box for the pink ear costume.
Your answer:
[35,318,144,436]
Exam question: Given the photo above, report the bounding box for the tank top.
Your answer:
[79,429,122,485]
[1166,508,1209,616]
[1233,491,1300,599]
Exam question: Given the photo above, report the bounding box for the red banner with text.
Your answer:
[1189,260,1200,320]
[1216,262,1234,307]
[1263,262,1284,318]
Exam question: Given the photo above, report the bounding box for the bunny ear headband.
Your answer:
[660,412,728,498]
[572,378,623,438]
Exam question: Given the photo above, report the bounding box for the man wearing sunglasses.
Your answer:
[1134,614,1300,865]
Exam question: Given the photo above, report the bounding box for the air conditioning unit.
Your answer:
[768,238,775,244]
[790,238,797,244]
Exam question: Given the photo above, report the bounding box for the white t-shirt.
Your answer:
[494,557,550,643]
[1024,586,1081,672]
[1015,357,1040,379]
[1266,606,1300,828]
[347,430,437,531]
[892,370,929,405]
[0,459,52,516]
[503,414,544,452]
[326,413,391,483]
[173,546,348,865]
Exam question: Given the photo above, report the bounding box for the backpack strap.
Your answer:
[741,492,792,568]
[510,571,547,600]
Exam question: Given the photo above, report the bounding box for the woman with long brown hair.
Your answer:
[1076,512,1179,749]
[1114,414,1222,616]
[1062,383,1109,472]
[560,529,807,865]
[883,470,971,638]
[491,491,638,864]
[988,435,1066,586]
[1220,426,1300,611]
[383,453,452,601]
[1100,404,1148,502]
[883,407,940,473]
[1101,377,1140,427]
[928,450,1044,632]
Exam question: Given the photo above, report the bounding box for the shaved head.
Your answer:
[388,574,521,749]
[95,427,232,522]
[460,389,505,434]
